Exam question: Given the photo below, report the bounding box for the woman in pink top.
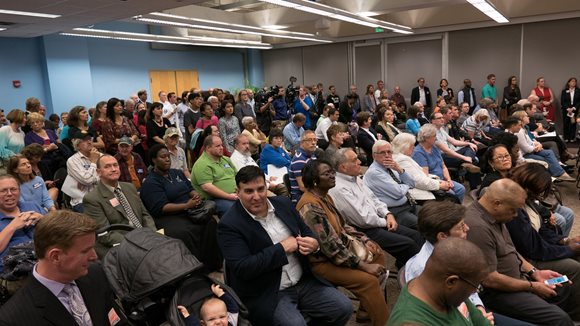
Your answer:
[195,102,218,130]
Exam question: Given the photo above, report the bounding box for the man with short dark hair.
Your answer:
[482,74,498,106]
[0,210,122,325]
[218,166,352,326]
[411,78,432,117]
[83,155,157,257]
[282,113,306,152]
[458,79,478,114]
[137,89,152,110]
[315,106,339,148]
[191,135,238,217]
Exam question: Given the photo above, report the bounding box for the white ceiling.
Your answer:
[1,0,580,47]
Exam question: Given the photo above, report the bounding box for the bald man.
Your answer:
[465,179,575,326]
[388,237,491,325]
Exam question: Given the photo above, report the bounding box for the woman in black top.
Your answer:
[502,76,522,117]
[146,102,172,148]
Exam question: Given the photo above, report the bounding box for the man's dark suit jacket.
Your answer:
[83,181,157,258]
[410,86,432,109]
[217,196,323,326]
[357,128,377,165]
[0,264,118,326]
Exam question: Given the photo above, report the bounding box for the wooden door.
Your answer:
[175,70,199,95]
[149,70,177,102]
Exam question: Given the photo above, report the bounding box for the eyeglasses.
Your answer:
[0,187,19,196]
[432,116,444,120]
[303,138,317,143]
[493,154,511,161]
[457,275,483,293]
[374,150,393,156]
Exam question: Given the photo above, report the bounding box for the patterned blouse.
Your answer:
[218,115,241,154]
[101,117,139,155]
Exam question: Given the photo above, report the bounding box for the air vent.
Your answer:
[0,21,16,26]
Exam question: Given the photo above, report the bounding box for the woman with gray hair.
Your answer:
[392,133,453,202]
[411,124,465,203]
[241,116,266,157]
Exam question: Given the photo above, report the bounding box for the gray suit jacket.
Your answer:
[83,181,157,257]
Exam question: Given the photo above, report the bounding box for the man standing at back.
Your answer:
[411,77,432,117]
[0,210,121,325]
[481,74,498,106]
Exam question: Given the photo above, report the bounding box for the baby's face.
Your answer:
[201,300,228,326]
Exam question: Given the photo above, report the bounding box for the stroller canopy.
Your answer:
[103,228,204,302]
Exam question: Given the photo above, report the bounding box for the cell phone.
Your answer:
[544,275,569,285]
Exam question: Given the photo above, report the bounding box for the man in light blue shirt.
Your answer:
[364,140,419,229]
[283,113,306,153]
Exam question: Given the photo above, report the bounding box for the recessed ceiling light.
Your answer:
[0,28,6,31]
[0,9,60,18]
[261,24,288,30]
[357,11,379,17]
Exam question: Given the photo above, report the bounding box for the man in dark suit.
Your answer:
[356,111,378,166]
[411,77,433,117]
[217,166,352,326]
[0,210,124,326]
[83,155,157,257]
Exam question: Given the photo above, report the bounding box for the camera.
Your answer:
[255,85,280,108]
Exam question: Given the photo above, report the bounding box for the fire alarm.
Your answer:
[12,80,21,88]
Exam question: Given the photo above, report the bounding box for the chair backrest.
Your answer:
[283,173,291,195]
[398,265,406,288]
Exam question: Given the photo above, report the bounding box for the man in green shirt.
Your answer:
[481,74,498,106]
[192,135,238,217]
[388,237,492,326]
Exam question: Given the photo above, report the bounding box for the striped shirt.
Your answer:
[289,147,316,203]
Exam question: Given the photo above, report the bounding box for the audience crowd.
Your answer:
[1,75,580,325]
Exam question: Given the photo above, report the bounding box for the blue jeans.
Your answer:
[272,276,352,326]
[213,198,236,218]
[448,181,466,203]
[524,150,565,177]
[554,205,575,236]
[72,203,84,213]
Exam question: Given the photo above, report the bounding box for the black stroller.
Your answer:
[102,226,249,325]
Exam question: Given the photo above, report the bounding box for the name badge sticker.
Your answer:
[109,198,120,207]
[33,182,42,189]
[137,169,144,174]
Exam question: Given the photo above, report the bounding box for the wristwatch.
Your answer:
[526,267,537,278]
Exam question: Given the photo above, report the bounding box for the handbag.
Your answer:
[343,232,373,263]
[186,200,216,224]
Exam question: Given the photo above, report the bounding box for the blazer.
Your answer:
[357,128,377,164]
[83,181,157,257]
[217,196,323,326]
[561,87,580,118]
[410,86,432,109]
[0,264,120,326]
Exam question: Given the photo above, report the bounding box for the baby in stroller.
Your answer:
[177,284,239,326]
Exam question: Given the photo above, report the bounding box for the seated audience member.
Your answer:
[389,238,492,326]
[289,130,318,204]
[231,134,288,197]
[473,98,501,132]
[65,105,105,151]
[83,155,157,257]
[140,144,220,271]
[404,201,530,325]
[456,102,471,127]
[0,210,121,325]
[440,105,474,144]
[412,124,466,202]
[466,179,577,325]
[101,97,140,155]
[194,125,231,161]
[0,174,44,274]
[164,127,190,179]
[322,123,348,161]
[218,166,352,326]
[259,128,291,173]
[356,111,379,165]
[479,144,512,192]
[314,106,339,149]
[195,102,219,130]
[8,155,55,212]
[432,111,481,189]
[365,140,419,229]
[461,108,493,146]
[338,94,356,124]
[62,130,102,213]
[240,116,266,158]
[283,113,306,153]
[218,100,241,155]
[146,101,172,149]
[375,106,401,142]
[24,112,64,175]
[405,104,422,135]
[114,136,148,190]
[191,136,237,217]
[296,161,389,326]
[21,144,58,203]
[178,283,240,326]
[329,148,423,267]
[0,109,26,168]
[392,133,448,201]
[507,163,576,250]
[507,112,573,181]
